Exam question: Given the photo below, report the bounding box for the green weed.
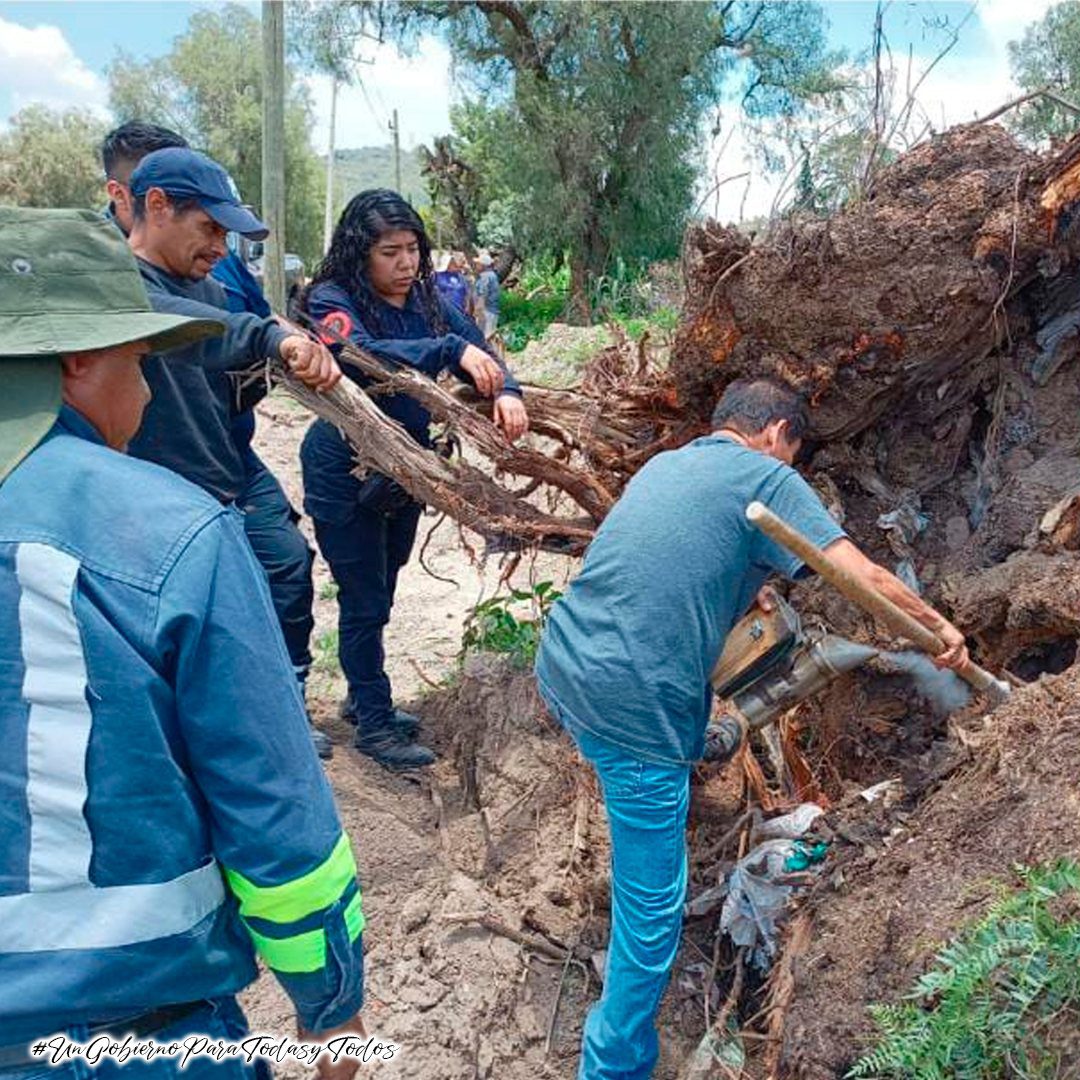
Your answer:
[318,581,339,601]
[312,629,340,675]
[849,859,1080,1079]
[460,580,562,669]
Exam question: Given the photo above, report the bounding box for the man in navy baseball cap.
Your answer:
[124,145,341,761]
[130,146,269,240]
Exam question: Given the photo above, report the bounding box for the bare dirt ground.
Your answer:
[240,392,589,1079]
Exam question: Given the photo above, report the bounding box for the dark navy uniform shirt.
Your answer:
[301,281,521,522]
[129,258,289,503]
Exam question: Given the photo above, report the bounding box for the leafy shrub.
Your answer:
[460,581,562,668]
[500,289,568,352]
[611,306,680,341]
[849,860,1080,1079]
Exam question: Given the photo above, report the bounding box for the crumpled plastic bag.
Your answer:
[719,803,827,971]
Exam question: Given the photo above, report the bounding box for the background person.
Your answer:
[124,146,339,758]
[433,250,471,315]
[301,188,529,771]
[534,377,970,1080]
[473,252,500,339]
[0,208,365,1080]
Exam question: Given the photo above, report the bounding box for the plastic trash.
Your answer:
[719,803,828,971]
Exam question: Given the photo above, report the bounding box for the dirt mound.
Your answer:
[359,656,602,1078]
[672,125,1080,440]
[780,661,1080,1078]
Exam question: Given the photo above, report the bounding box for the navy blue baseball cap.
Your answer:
[130,148,270,240]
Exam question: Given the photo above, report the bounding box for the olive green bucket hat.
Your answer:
[0,207,224,482]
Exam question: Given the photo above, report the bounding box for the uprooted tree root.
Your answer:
[275,323,696,555]
[269,120,1080,1077]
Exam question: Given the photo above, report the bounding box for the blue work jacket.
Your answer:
[306,279,521,446]
[0,408,363,1043]
[129,259,288,504]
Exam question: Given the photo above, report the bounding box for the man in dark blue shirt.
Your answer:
[124,146,340,758]
[536,377,970,1080]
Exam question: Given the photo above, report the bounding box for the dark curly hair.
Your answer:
[306,188,446,335]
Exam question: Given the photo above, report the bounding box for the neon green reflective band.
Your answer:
[246,890,365,975]
[224,832,356,924]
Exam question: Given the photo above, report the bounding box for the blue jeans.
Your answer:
[549,704,690,1079]
[238,456,315,683]
[1,999,270,1080]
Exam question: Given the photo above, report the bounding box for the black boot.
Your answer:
[355,720,435,771]
[309,724,334,761]
[391,708,422,739]
[340,696,421,739]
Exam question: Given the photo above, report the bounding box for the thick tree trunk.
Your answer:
[566,254,592,325]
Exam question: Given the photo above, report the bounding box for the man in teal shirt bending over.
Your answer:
[535,377,969,1080]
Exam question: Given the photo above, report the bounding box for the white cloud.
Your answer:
[0,16,110,120]
[304,35,455,154]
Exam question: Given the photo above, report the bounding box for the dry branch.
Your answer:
[327,335,619,521]
[442,911,572,963]
[273,359,595,554]
[272,316,698,554]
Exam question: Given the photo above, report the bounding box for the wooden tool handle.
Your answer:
[746,501,1010,699]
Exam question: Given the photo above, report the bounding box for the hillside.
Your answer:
[325,144,429,212]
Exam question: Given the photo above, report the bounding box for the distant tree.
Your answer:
[0,105,106,209]
[406,1,841,318]
[1008,2,1080,142]
[107,3,323,265]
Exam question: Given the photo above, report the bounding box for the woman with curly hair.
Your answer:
[301,189,528,771]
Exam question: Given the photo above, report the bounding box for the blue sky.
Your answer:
[0,1,1058,217]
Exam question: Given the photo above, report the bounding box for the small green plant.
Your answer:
[460,581,562,668]
[318,581,339,601]
[848,859,1080,1079]
[312,629,340,675]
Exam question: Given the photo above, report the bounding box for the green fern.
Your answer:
[847,860,1080,1079]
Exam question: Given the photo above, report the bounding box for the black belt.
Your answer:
[0,1000,208,1072]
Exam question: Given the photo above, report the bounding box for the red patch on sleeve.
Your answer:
[318,310,354,345]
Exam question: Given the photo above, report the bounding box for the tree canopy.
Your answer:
[107,3,323,264]
[0,105,107,210]
[1008,1,1080,142]
[386,0,841,316]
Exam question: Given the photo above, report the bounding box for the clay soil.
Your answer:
[783,662,1080,1079]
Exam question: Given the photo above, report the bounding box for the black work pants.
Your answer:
[311,501,422,728]
[239,457,315,682]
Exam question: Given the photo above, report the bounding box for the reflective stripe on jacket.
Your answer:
[0,408,363,1041]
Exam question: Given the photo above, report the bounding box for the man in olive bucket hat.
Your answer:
[0,209,367,1078]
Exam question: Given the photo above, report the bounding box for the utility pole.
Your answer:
[261,0,286,312]
[390,108,401,194]
[323,74,339,253]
